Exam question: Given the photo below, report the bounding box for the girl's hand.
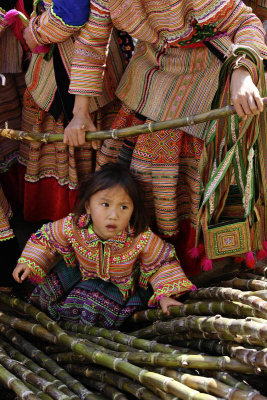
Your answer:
[230,66,263,120]
[13,263,30,283]
[23,26,37,51]
[159,296,183,315]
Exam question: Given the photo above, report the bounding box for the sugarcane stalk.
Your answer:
[131,315,267,347]
[51,349,253,374]
[63,366,221,400]
[186,287,267,318]
[0,337,79,400]
[0,293,226,399]
[25,381,54,400]
[80,378,129,400]
[154,369,265,400]
[65,364,161,400]
[131,300,266,323]
[0,362,40,400]
[202,371,255,392]
[162,338,267,371]
[237,273,267,282]
[246,291,267,300]
[0,323,96,400]
[0,310,57,344]
[1,98,267,143]
[0,346,71,400]
[157,331,266,348]
[220,278,267,291]
[61,321,202,355]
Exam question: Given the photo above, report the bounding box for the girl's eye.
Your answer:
[102,202,109,207]
[121,205,128,210]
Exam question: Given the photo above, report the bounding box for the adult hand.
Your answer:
[64,95,102,149]
[13,263,30,283]
[159,296,183,315]
[23,26,37,51]
[230,66,263,120]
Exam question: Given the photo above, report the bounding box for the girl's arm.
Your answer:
[17,216,76,283]
[139,231,195,308]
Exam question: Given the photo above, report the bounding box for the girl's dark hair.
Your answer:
[74,162,148,235]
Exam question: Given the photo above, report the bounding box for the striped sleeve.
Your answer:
[69,0,112,96]
[209,0,267,61]
[139,232,195,307]
[28,6,83,47]
[17,216,76,282]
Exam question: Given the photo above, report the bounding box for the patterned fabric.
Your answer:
[19,92,120,221]
[18,214,195,306]
[30,260,152,328]
[70,0,267,139]
[98,105,203,237]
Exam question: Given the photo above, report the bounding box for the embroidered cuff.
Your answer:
[231,56,259,84]
[148,280,196,307]
[17,257,46,283]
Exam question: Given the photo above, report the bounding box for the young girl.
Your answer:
[13,163,195,328]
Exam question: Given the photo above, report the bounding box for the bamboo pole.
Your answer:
[1,98,267,143]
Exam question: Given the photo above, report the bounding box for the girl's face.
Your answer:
[85,184,134,240]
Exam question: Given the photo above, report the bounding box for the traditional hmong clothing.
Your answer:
[0,1,32,286]
[68,0,267,276]
[19,214,194,327]
[18,0,129,222]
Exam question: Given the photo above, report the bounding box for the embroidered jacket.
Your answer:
[25,0,126,113]
[69,0,267,139]
[18,214,195,306]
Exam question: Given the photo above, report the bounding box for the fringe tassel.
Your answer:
[201,257,213,271]
[245,251,256,269]
[188,247,200,259]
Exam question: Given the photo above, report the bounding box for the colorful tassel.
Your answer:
[201,258,213,271]
[263,240,267,252]
[234,256,244,264]
[245,251,256,269]
[257,249,267,261]
[188,247,200,259]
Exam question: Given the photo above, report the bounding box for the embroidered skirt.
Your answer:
[18,90,120,222]
[97,104,204,276]
[29,260,152,328]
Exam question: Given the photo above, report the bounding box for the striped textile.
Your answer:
[18,214,195,306]
[30,261,152,328]
[98,105,203,236]
[70,0,267,138]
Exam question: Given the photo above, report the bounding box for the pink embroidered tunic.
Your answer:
[18,214,195,306]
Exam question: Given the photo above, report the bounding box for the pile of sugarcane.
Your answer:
[0,260,267,399]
